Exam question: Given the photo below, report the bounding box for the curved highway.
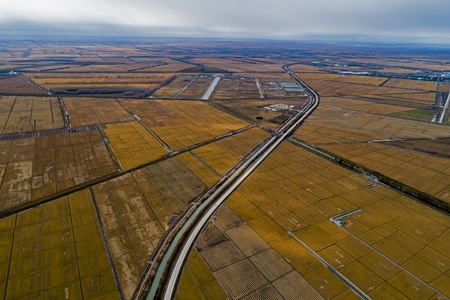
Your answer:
[135,64,320,300]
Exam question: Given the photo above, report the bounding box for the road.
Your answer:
[438,91,450,124]
[201,75,222,100]
[134,64,320,299]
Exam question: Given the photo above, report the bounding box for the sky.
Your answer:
[1,0,450,43]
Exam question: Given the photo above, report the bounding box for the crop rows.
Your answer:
[0,96,64,134]
[181,141,450,299]
[103,122,167,170]
[91,156,207,298]
[64,97,134,127]
[321,142,450,204]
[1,189,120,299]
[0,130,118,213]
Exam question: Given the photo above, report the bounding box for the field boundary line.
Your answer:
[67,195,86,298]
[328,212,449,299]
[3,215,17,299]
[89,187,125,300]
[287,231,370,300]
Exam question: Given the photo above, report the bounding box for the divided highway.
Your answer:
[135,65,320,299]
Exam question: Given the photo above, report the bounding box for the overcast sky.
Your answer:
[1,0,450,43]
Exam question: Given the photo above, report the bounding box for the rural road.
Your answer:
[135,64,320,299]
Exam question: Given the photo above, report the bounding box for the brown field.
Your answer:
[211,75,260,99]
[1,40,449,300]
[155,72,301,101]
[174,74,214,99]
[188,57,286,72]
[94,156,207,298]
[321,142,450,204]
[296,109,450,145]
[153,74,198,98]
[63,97,134,126]
[2,189,120,299]
[380,137,450,158]
[52,63,156,73]
[259,77,308,99]
[103,121,168,170]
[0,96,64,134]
[0,76,46,94]
[142,58,195,72]
[177,151,220,187]
[28,72,172,90]
[339,58,450,72]
[0,130,118,213]
[384,78,438,91]
[320,97,414,114]
[295,71,436,109]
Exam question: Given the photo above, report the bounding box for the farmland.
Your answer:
[178,141,450,299]
[0,38,448,300]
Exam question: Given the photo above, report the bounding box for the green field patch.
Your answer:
[390,109,434,121]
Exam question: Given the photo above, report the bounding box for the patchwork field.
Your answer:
[93,157,208,298]
[0,76,46,94]
[211,75,260,99]
[140,100,250,150]
[0,189,120,299]
[0,96,64,134]
[188,57,287,72]
[0,39,449,300]
[27,73,173,90]
[103,121,168,170]
[295,108,450,144]
[321,142,450,204]
[296,72,436,109]
[63,97,134,127]
[153,75,198,99]
[177,141,450,299]
[0,130,118,214]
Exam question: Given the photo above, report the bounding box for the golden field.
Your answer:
[177,141,450,299]
[0,189,120,299]
[0,40,449,300]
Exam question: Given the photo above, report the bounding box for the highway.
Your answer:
[135,64,320,299]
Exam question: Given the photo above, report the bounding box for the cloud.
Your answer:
[1,0,449,42]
